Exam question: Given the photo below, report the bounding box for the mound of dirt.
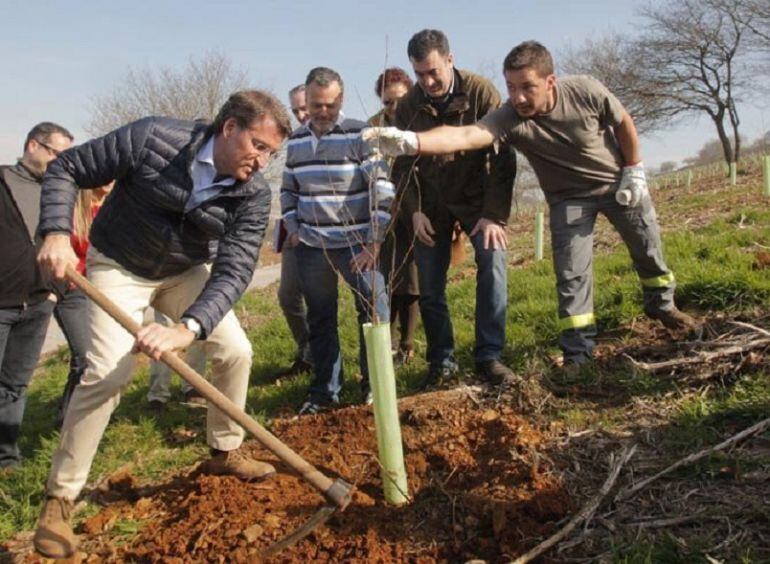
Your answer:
[77,389,570,562]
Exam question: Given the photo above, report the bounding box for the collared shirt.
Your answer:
[279,114,394,250]
[185,137,235,212]
[308,112,345,153]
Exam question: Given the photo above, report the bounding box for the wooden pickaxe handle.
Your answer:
[65,264,352,509]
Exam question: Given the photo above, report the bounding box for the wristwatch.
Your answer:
[181,317,202,339]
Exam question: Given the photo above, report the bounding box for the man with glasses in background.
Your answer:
[32,91,291,559]
[0,122,73,472]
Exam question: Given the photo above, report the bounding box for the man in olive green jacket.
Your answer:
[391,29,517,385]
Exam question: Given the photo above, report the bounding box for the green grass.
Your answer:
[1,182,769,555]
[612,536,757,564]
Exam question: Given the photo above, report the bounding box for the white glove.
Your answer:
[361,127,419,157]
[615,162,648,207]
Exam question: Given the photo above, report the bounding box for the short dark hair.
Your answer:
[305,67,344,93]
[374,67,413,98]
[407,29,450,61]
[288,84,305,98]
[210,90,292,139]
[503,41,554,77]
[24,122,73,153]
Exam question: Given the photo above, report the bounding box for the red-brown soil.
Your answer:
[40,390,570,562]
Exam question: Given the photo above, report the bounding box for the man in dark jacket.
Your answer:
[33,91,291,559]
[0,122,73,470]
[392,29,517,386]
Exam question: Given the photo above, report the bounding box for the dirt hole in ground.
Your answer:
[64,389,570,562]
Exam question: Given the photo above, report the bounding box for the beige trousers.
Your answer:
[47,248,253,500]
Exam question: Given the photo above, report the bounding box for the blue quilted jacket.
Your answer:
[39,116,271,338]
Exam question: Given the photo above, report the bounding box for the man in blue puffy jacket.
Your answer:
[33,90,291,559]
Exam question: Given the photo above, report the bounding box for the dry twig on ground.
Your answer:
[616,417,770,502]
[510,444,637,564]
[624,338,770,373]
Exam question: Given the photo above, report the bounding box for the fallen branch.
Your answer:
[625,338,770,373]
[728,320,770,338]
[616,417,770,501]
[511,444,637,564]
[625,512,710,529]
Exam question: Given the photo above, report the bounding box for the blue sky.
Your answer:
[2,0,768,167]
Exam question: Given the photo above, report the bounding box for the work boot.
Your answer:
[198,449,276,482]
[33,497,77,559]
[475,359,515,385]
[647,307,703,339]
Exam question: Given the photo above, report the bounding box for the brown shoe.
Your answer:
[647,307,703,339]
[475,359,516,385]
[33,496,77,559]
[198,448,276,482]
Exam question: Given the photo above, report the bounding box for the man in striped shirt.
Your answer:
[280,67,393,414]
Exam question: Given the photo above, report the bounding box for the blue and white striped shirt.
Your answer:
[280,117,394,249]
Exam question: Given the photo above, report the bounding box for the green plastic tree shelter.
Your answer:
[363,322,409,505]
[763,156,770,198]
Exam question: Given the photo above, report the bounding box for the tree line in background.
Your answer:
[87,51,247,136]
[561,0,770,166]
[657,131,769,174]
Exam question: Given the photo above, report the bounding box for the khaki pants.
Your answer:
[47,248,252,500]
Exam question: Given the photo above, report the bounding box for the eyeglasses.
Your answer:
[36,139,62,157]
[251,138,278,162]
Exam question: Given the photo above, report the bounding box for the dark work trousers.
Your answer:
[0,298,55,467]
[549,192,675,363]
[53,288,89,428]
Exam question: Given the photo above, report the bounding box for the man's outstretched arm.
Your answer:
[417,124,496,155]
[362,124,495,157]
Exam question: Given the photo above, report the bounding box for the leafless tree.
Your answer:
[733,0,770,45]
[87,51,248,136]
[560,35,680,134]
[634,0,762,163]
[562,0,767,165]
